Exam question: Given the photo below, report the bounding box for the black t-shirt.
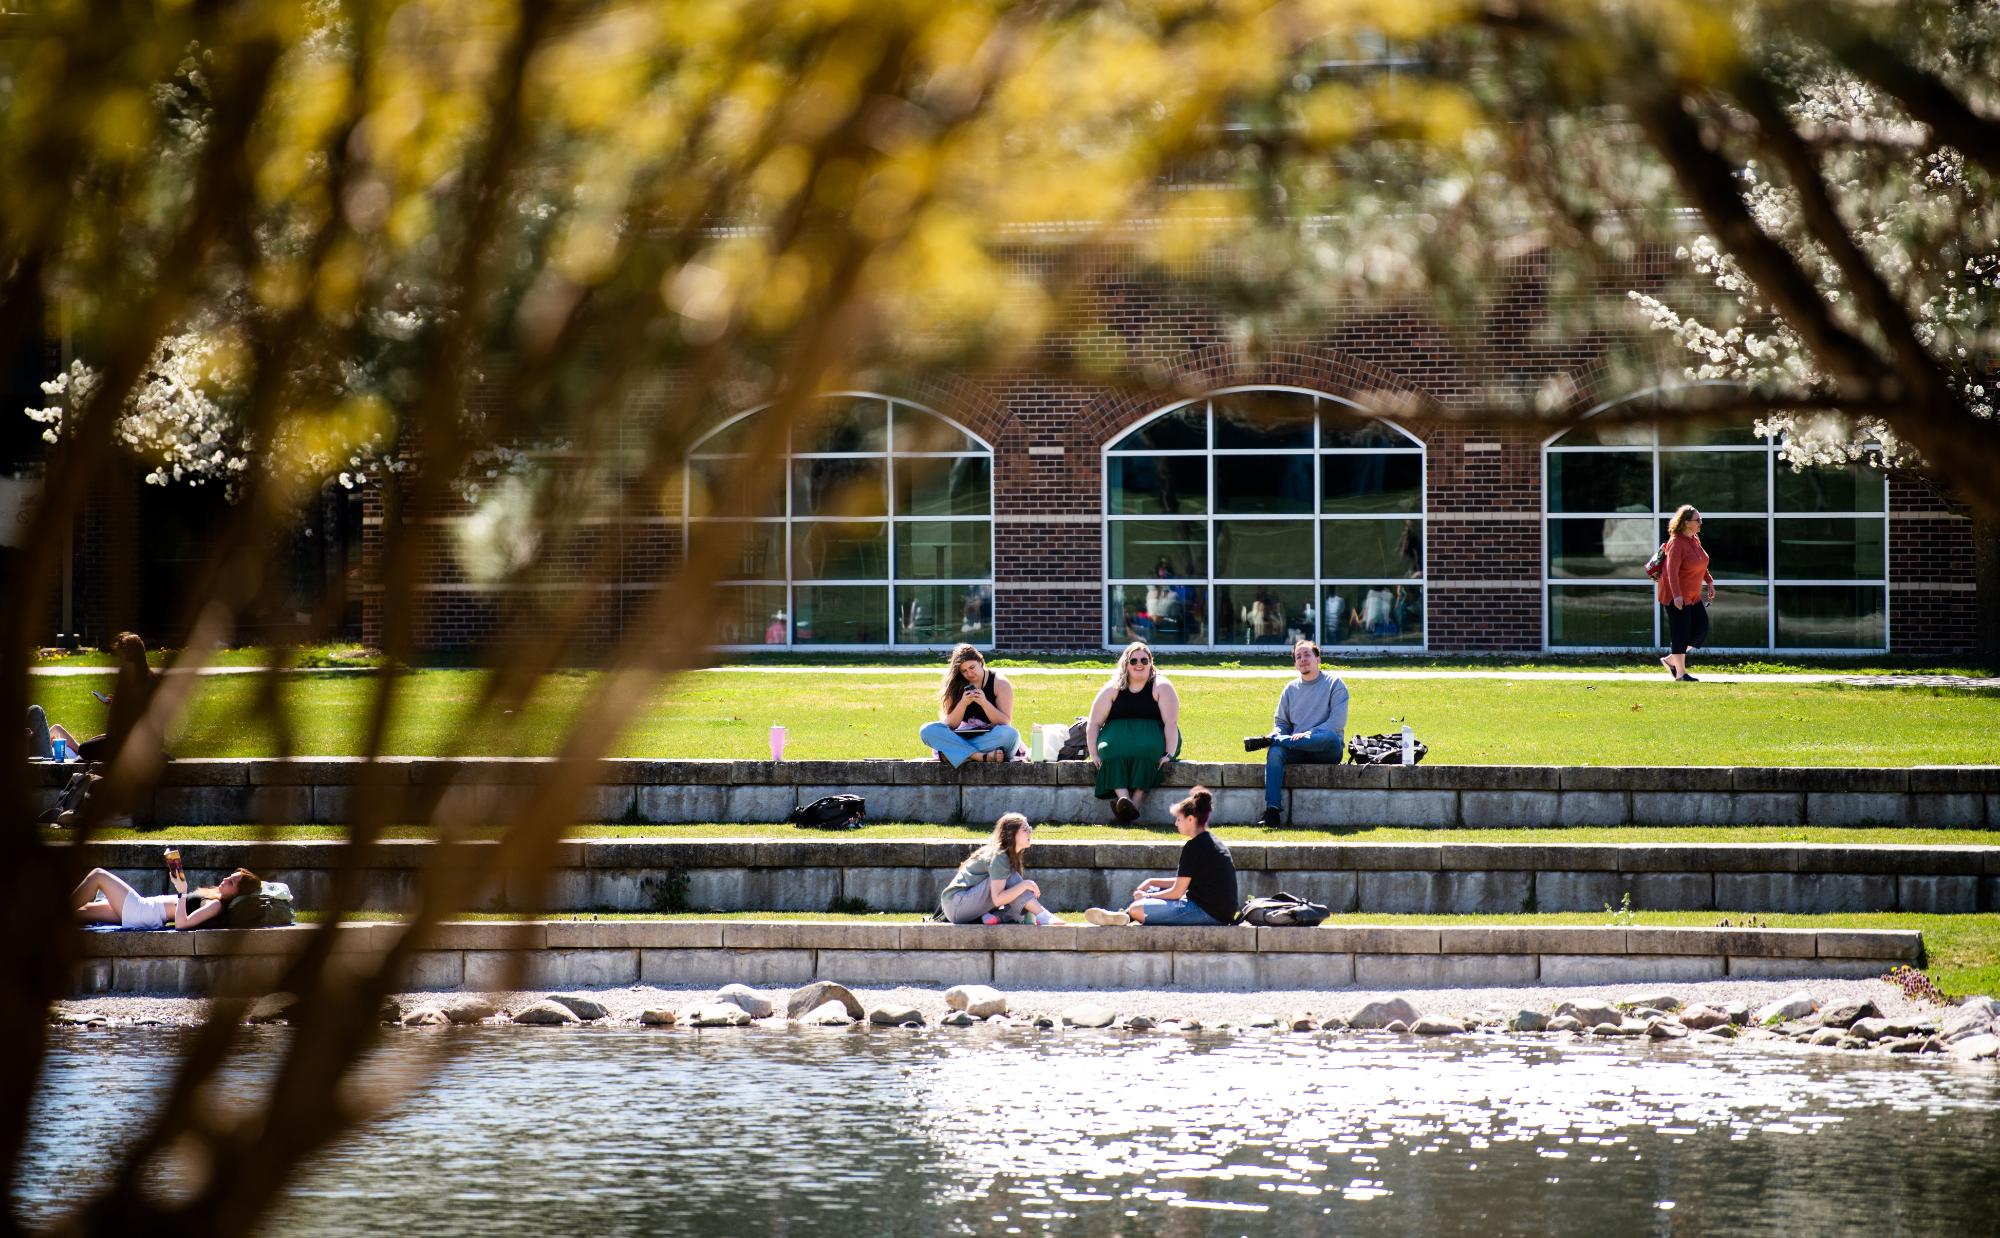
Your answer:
[1176,830,1239,924]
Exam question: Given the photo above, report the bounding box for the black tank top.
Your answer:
[958,675,1002,725]
[1105,679,1162,724]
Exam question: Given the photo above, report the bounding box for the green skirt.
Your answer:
[1093,717,1180,799]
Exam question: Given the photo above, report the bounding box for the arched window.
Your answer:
[685,394,993,648]
[1542,388,1888,650]
[1102,388,1426,648]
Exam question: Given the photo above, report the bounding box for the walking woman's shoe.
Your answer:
[1659,656,1682,681]
[1680,674,1700,682]
[1084,907,1131,927]
[1113,796,1139,823]
[1243,735,1273,752]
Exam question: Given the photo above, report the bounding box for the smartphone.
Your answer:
[91,690,111,704]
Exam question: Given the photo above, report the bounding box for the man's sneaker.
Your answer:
[981,912,1002,925]
[1243,735,1273,752]
[1258,807,1282,828]
[1033,909,1064,926]
[1084,907,1132,927]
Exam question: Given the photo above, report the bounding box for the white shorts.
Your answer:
[120,893,172,930]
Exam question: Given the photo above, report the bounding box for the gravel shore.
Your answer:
[52,976,1939,1030]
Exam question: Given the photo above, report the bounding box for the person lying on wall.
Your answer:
[72,849,262,931]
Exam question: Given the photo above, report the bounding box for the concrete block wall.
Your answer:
[72,921,1925,996]
[31,758,2000,829]
[69,838,2000,918]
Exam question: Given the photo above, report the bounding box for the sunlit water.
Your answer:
[21,1025,2000,1234]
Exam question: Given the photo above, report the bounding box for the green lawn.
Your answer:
[70,823,2000,845]
[27,668,2000,764]
[305,909,2000,999]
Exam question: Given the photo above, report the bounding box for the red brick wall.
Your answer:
[1887,476,1978,654]
[352,245,1981,656]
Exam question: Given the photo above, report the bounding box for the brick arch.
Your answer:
[690,373,1010,451]
[1070,344,1439,451]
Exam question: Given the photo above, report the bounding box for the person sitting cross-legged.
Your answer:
[1243,638,1349,827]
[918,643,1021,767]
[1082,786,1237,927]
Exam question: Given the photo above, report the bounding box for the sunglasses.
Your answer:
[1128,656,1151,666]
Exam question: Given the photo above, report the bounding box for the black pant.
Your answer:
[1663,602,1709,656]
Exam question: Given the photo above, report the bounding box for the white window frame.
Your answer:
[1101,385,1428,652]
[685,392,996,652]
[1540,383,1890,654]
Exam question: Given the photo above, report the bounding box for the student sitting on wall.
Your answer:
[1086,641,1181,824]
[1082,786,1237,926]
[938,812,1062,925]
[919,643,1021,767]
[1243,637,1350,827]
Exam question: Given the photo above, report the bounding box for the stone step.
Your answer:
[29,758,2000,828]
[68,838,2000,916]
[71,921,1925,996]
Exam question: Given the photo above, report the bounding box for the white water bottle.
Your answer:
[1401,724,1415,765]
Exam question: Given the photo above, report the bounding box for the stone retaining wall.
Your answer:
[31,759,2000,828]
[73,839,2000,916]
[71,921,1925,996]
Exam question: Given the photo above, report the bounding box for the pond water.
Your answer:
[20,1025,2000,1234]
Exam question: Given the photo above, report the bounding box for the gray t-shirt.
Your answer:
[1275,672,1350,736]
[943,848,1015,895]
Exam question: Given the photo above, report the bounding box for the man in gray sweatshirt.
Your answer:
[1244,638,1349,826]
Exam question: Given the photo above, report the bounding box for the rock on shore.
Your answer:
[50,978,2000,1069]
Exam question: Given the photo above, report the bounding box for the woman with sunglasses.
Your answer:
[1085,641,1181,823]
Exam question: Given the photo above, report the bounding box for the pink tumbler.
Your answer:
[769,724,787,761]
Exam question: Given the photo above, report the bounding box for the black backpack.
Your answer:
[1235,891,1330,928]
[1056,717,1090,761]
[1347,732,1429,765]
[788,794,865,830]
[38,770,100,825]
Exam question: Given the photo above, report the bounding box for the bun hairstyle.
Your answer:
[1172,786,1214,829]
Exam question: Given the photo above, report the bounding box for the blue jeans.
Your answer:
[26,706,52,759]
[1264,727,1345,810]
[1133,897,1222,926]
[920,722,1021,768]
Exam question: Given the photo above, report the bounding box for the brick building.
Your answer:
[346,246,1979,657]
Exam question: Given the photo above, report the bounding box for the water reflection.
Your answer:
[21,1027,2000,1235]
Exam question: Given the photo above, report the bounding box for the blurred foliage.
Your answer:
[5,0,2000,1229]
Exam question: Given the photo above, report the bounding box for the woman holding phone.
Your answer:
[72,851,261,930]
[918,643,1020,767]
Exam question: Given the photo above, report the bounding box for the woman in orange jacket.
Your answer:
[1658,505,1716,682]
